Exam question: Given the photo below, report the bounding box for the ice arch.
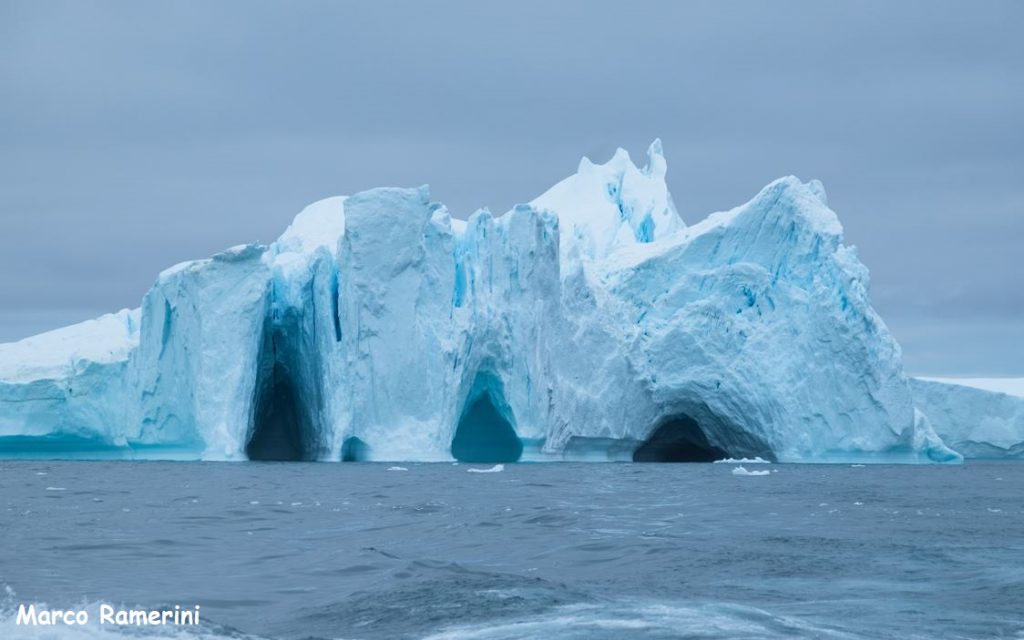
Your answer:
[632,415,729,462]
[341,436,369,462]
[245,315,323,462]
[246,363,307,461]
[632,407,774,463]
[451,373,523,463]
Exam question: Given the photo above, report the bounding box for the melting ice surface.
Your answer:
[2,140,1011,463]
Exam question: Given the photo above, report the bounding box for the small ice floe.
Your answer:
[35,471,47,476]
[987,508,1003,513]
[249,500,260,505]
[851,464,866,468]
[45,487,66,491]
[387,466,408,471]
[731,466,769,477]
[468,464,504,473]
[714,457,770,464]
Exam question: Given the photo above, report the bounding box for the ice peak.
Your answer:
[610,146,632,165]
[746,176,843,238]
[806,179,828,206]
[532,141,684,263]
[645,138,666,179]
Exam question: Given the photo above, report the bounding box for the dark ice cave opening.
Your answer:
[632,415,729,462]
[246,362,310,461]
[451,392,523,463]
[341,436,368,462]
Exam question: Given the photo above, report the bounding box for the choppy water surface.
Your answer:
[1,461,1022,639]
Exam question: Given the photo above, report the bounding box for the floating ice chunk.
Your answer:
[387,466,408,471]
[467,464,504,473]
[714,457,771,464]
[44,486,66,491]
[732,466,770,476]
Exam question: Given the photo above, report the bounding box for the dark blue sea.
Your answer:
[1,461,1022,639]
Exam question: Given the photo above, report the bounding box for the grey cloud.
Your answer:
[1,0,1021,374]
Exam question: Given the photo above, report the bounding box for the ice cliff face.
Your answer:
[0,309,139,455]
[0,142,959,462]
[911,378,1024,459]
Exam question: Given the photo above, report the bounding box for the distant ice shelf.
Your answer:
[917,377,1024,399]
[911,378,1024,459]
[0,142,965,463]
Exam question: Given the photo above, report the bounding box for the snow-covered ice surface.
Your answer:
[911,378,1024,459]
[0,142,960,463]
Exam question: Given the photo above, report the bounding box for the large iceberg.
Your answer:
[0,142,959,463]
[911,378,1024,459]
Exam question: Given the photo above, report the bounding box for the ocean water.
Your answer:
[0,461,1022,639]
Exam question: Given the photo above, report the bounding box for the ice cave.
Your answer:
[450,391,523,463]
[632,415,730,462]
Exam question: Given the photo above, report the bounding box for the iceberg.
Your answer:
[0,142,960,463]
[911,378,1024,458]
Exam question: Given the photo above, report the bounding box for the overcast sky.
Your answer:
[1,1,1021,375]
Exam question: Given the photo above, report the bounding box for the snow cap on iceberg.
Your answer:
[0,309,139,384]
[273,196,347,259]
[530,139,683,262]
